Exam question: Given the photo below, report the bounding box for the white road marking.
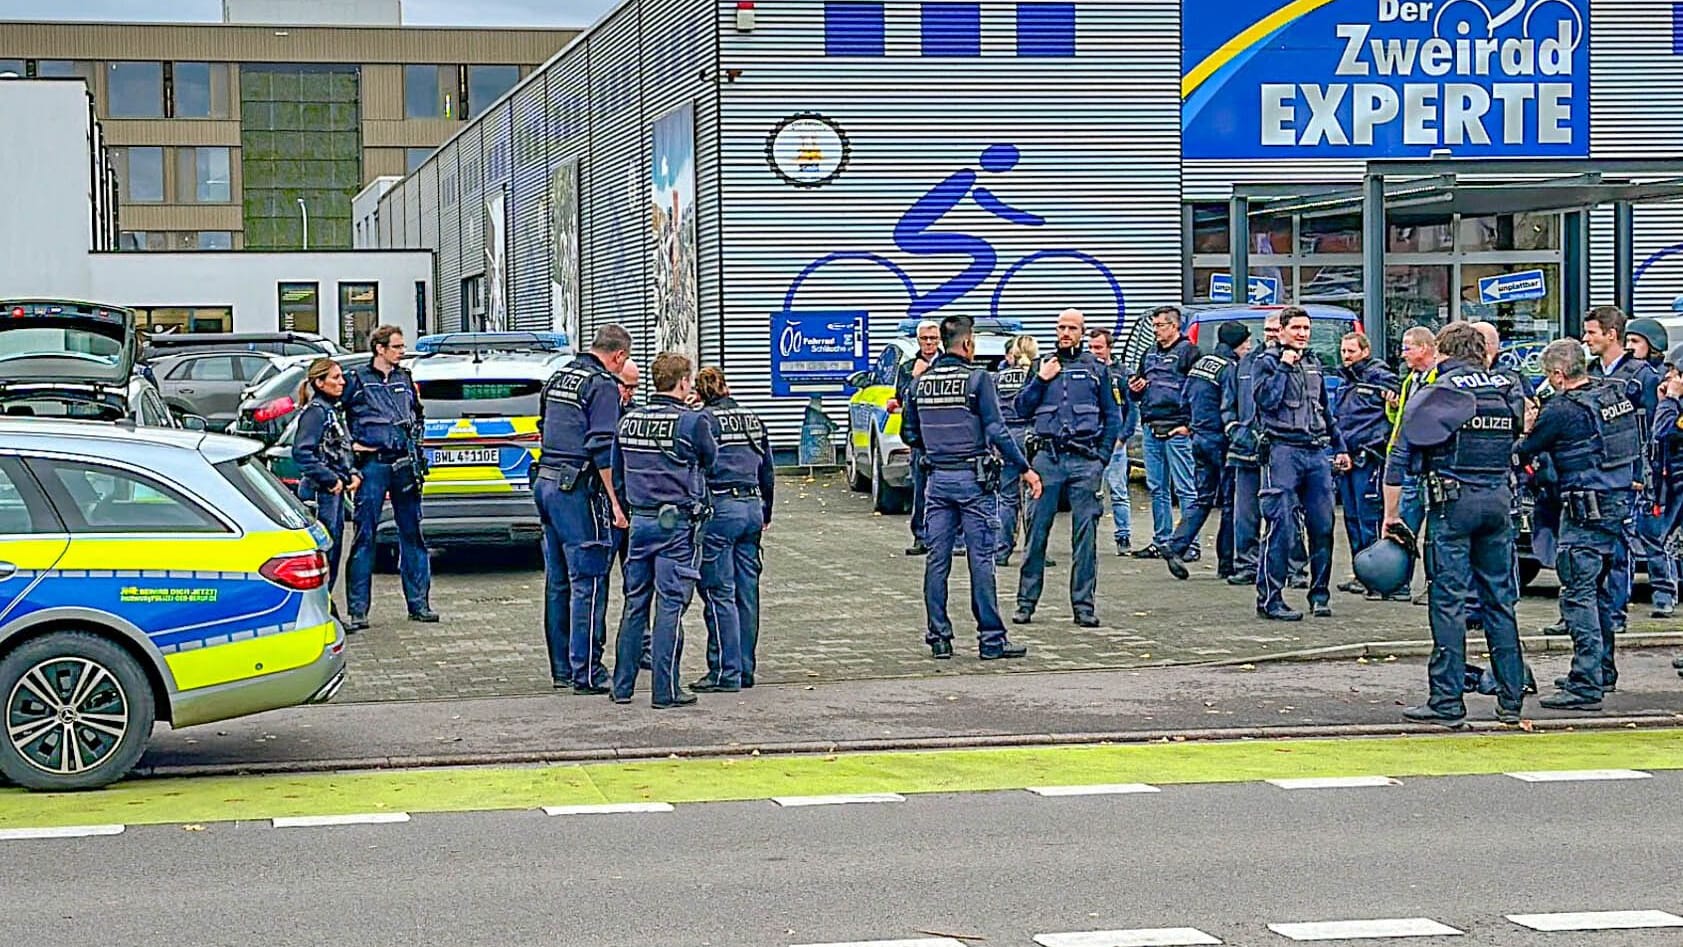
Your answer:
[772,793,907,808]
[541,802,675,816]
[1027,783,1163,797]
[1506,911,1683,932]
[1267,918,1462,940]
[1265,776,1400,790]
[0,824,126,841]
[791,940,968,947]
[1034,927,1223,946]
[1505,769,1653,782]
[271,812,411,828]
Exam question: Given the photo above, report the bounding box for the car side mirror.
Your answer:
[845,371,872,390]
[180,414,209,432]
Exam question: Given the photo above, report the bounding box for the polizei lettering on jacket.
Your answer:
[545,369,589,408]
[619,414,679,451]
[915,373,970,408]
[714,410,765,448]
[1260,2,1579,148]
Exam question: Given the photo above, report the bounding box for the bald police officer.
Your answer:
[903,315,1043,659]
[1013,308,1122,628]
[1517,339,1638,712]
[1385,322,1528,727]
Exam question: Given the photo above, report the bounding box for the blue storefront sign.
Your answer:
[772,310,869,397]
[1210,273,1282,304]
[1183,0,1590,159]
[1478,268,1548,304]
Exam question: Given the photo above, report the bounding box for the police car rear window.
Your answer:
[218,456,311,531]
[417,380,543,419]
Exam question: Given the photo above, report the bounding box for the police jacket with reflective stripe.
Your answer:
[703,396,775,523]
[615,394,717,510]
[539,352,621,471]
[1183,345,1235,438]
[906,353,1032,473]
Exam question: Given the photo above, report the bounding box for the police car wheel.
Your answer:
[0,631,156,791]
[870,438,909,515]
[846,441,870,493]
[1517,559,1541,590]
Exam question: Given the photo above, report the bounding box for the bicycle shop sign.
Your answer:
[1182,0,1590,159]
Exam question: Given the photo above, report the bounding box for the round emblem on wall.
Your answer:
[765,113,851,189]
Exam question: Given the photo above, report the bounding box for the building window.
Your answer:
[34,60,94,82]
[136,307,231,333]
[278,282,320,333]
[116,146,164,203]
[107,62,164,118]
[405,147,432,173]
[175,147,232,203]
[340,282,379,350]
[404,64,456,119]
[0,60,25,77]
[171,231,233,250]
[171,62,231,119]
[118,231,167,251]
[466,65,519,118]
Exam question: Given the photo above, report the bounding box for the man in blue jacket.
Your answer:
[1332,331,1400,596]
[1161,321,1248,579]
[1129,306,1200,561]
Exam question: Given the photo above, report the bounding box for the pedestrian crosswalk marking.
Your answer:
[1505,910,1683,932]
[0,824,126,841]
[772,792,907,807]
[271,812,411,828]
[1034,927,1223,946]
[1267,918,1462,940]
[792,940,968,947]
[1265,776,1400,790]
[1504,769,1653,782]
[1027,783,1162,797]
[541,802,675,815]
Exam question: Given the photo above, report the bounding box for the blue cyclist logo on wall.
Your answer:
[781,143,1127,333]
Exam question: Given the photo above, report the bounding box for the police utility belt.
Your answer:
[630,502,712,529]
[711,485,761,499]
[1029,437,1101,461]
[535,460,596,493]
[1561,489,1607,524]
[924,454,1003,491]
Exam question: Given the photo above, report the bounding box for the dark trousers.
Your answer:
[699,497,763,688]
[1017,453,1103,619]
[302,484,347,595]
[1258,443,1334,611]
[347,459,431,619]
[1165,435,1225,559]
[613,515,702,706]
[923,469,1005,649]
[1423,483,1526,715]
[534,477,613,689]
[1336,458,1383,561]
[1216,463,1236,573]
[996,427,1030,559]
[909,448,929,545]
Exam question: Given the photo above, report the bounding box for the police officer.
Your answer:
[903,315,1044,659]
[899,320,943,557]
[534,325,632,694]
[1129,306,1201,561]
[1253,307,1343,621]
[1516,340,1638,712]
[343,325,435,630]
[1161,321,1248,579]
[1087,328,1136,557]
[1626,318,1677,618]
[1332,331,1401,596]
[1583,306,1657,642]
[1384,322,1528,727]
[691,367,773,692]
[1221,312,1279,585]
[292,357,359,607]
[1654,369,1683,676]
[993,334,1037,567]
[611,353,717,709]
[1013,308,1121,628]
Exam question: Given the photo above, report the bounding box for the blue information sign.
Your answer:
[771,310,869,397]
[1182,0,1590,159]
[1478,269,1548,304]
[1209,273,1281,305]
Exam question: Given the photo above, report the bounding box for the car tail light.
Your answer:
[886,398,901,414]
[260,551,329,590]
[253,395,296,424]
[1187,323,1201,345]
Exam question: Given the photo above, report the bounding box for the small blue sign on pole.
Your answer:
[771,310,870,398]
[1209,273,1280,305]
[1478,270,1548,305]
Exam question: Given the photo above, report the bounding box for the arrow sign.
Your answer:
[1209,273,1281,305]
[1478,269,1547,305]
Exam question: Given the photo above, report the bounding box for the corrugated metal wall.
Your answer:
[719,1,1182,443]
[585,4,651,345]
[437,146,462,331]
[482,101,513,330]
[510,76,550,332]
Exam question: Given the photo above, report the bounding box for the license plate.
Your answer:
[428,447,501,466]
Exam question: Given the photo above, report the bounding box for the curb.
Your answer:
[131,712,1683,781]
[1202,631,1683,667]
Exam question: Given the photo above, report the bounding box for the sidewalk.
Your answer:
[136,648,1683,777]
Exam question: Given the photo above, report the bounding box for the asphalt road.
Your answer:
[7,771,1682,946]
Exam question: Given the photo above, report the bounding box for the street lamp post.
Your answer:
[297,198,309,251]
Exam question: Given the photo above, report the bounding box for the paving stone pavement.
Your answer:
[333,470,1627,703]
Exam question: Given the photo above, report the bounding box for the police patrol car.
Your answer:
[374,350,572,560]
[844,318,1019,514]
[0,419,345,790]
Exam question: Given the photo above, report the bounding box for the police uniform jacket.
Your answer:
[702,395,776,526]
[538,352,622,474]
[342,361,423,455]
[1385,357,1524,489]
[1133,336,1200,431]
[1516,380,1640,495]
[1334,356,1401,457]
[613,393,718,514]
[1252,346,1343,452]
[1221,344,1266,467]
[1652,395,1683,486]
[1014,348,1122,457]
[1182,343,1237,439]
[994,361,1033,428]
[903,352,1032,474]
[293,392,354,493]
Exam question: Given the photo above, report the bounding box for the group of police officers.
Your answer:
[900,304,1683,724]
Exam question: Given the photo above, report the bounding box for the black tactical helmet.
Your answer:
[1627,318,1669,357]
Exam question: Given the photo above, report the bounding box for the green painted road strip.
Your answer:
[3,729,1682,830]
